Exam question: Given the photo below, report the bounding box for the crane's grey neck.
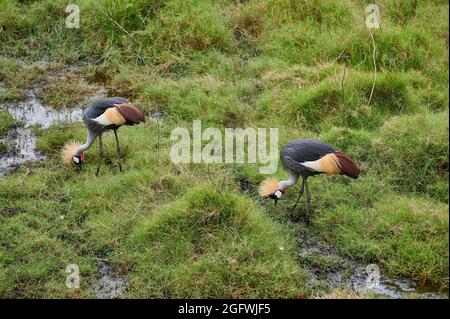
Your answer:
[75,131,97,156]
[279,171,298,189]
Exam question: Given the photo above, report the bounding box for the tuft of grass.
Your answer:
[131,0,235,62]
[314,195,449,287]
[321,127,374,163]
[0,109,15,138]
[35,76,93,109]
[286,72,414,131]
[374,111,449,202]
[266,0,353,28]
[0,58,44,101]
[0,0,448,299]
[124,186,307,298]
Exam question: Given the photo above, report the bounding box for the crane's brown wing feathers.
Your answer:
[335,151,360,179]
[114,103,145,125]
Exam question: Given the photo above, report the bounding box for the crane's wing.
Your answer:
[114,103,145,125]
[280,153,317,175]
[281,139,335,162]
[84,97,130,119]
[280,139,335,174]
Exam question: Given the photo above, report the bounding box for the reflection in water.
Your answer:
[5,91,84,129]
[300,233,449,299]
[350,266,447,299]
[0,128,43,176]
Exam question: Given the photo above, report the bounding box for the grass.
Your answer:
[0,109,15,138]
[0,0,448,298]
[0,109,15,152]
[124,186,306,298]
[0,58,44,102]
[314,195,449,286]
[374,112,449,202]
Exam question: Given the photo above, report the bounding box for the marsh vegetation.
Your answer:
[0,0,448,298]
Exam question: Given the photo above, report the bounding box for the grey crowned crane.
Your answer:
[62,97,145,175]
[259,139,360,223]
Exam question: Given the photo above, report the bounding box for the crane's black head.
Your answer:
[73,152,85,167]
[269,189,285,207]
[62,141,85,169]
[259,178,285,207]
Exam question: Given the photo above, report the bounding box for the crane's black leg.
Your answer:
[113,129,122,172]
[305,179,311,225]
[95,134,103,177]
[291,177,305,211]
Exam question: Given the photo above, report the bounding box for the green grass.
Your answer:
[374,112,449,202]
[0,110,15,152]
[0,110,15,138]
[0,0,448,298]
[286,72,415,131]
[0,58,44,102]
[314,195,449,286]
[124,186,306,298]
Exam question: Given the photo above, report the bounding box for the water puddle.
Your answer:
[0,86,106,178]
[92,261,127,299]
[0,57,111,177]
[299,232,448,299]
[0,90,85,177]
[5,90,84,129]
[0,128,43,176]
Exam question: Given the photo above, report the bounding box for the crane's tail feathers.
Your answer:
[259,178,280,197]
[62,141,82,165]
[334,151,360,179]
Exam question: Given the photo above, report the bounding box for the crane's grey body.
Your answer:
[280,139,335,178]
[84,97,129,134]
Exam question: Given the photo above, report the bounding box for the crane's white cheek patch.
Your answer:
[275,190,282,198]
[73,157,80,164]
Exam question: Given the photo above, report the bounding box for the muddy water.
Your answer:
[6,90,84,129]
[0,128,43,176]
[92,261,127,299]
[0,89,100,177]
[299,233,449,299]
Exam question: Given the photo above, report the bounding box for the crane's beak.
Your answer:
[274,197,279,207]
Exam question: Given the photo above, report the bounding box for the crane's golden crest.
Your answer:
[62,141,82,165]
[259,178,280,197]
